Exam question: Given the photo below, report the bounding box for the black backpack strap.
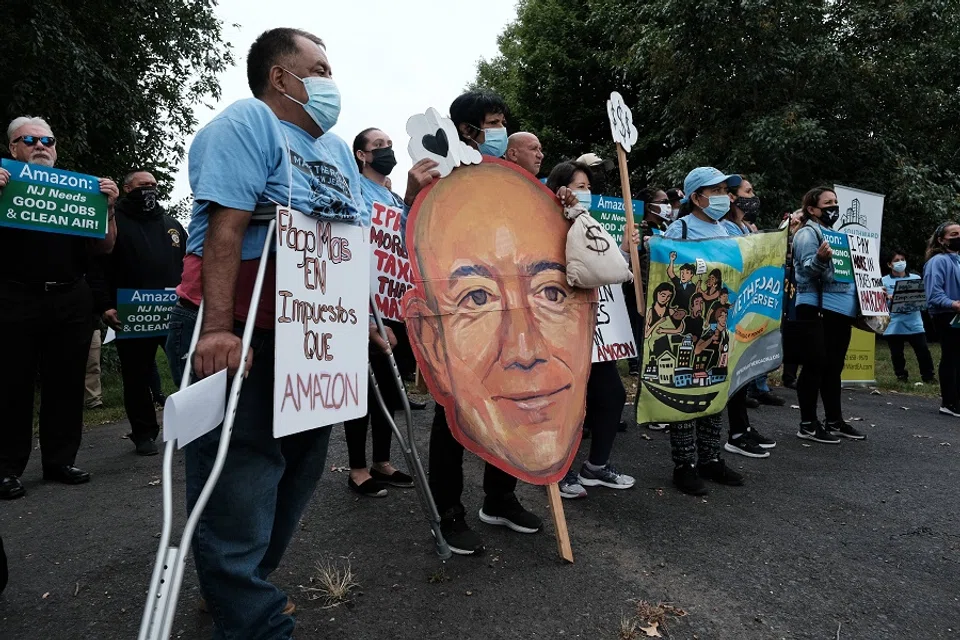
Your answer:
[681,219,688,240]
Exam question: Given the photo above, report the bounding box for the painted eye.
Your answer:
[541,286,567,303]
[459,289,491,308]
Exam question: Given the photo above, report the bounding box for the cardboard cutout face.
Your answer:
[403,159,596,484]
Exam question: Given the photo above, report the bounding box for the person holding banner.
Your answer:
[0,116,118,501]
[882,250,934,384]
[789,187,865,443]
[923,222,960,417]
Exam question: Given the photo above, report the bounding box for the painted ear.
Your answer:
[402,291,452,397]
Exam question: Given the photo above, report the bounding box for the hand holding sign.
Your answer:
[606,92,638,153]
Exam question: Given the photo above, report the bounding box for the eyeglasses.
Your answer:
[13,135,56,147]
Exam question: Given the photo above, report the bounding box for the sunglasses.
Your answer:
[13,135,56,147]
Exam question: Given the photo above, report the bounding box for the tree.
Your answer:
[475,0,960,259]
[0,0,233,202]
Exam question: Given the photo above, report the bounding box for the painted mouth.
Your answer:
[494,385,571,411]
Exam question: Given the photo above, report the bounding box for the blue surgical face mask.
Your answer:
[699,193,730,221]
[573,190,592,209]
[478,126,508,157]
[892,260,907,273]
[281,69,341,134]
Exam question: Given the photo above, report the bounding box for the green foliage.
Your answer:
[475,0,960,260]
[0,0,233,202]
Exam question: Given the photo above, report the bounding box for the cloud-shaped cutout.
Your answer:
[606,91,639,152]
[458,141,481,166]
[406,107,462,177]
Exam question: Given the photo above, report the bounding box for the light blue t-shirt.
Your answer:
[358,175,404,215]
[664,215,729,240]
[883,273,925,335]
[721,219,751,237]
[184,98,366,260]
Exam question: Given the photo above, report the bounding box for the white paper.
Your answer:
[103,327,116,344]
[162,369,228,449]
[369,200,411,322]
[593,283,638,363]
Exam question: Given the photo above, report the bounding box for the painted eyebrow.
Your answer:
[450,264,494,279]
[523,260,566,276]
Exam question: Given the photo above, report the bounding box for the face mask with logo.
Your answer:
[892,260,907,273]
[573,189,592,210]
[367,147,397,176]
[700,193,730,221]
[478,126,508,157]
[819,205,840,227]
[735,196,761,223]
[281,69,341,134]
[127,186,158,215]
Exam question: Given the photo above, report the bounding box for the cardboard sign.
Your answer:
[369,201,410,322]
[0,159,108,238]
[890,279,926,314]
[606,92,638,152]
[274,206,369,437]
[593,284,637,363]
[819,227,854,282]
[406,107,481,177]
[847,233,888,316]
[115,288,177,339]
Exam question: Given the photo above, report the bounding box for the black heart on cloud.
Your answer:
[422,128,449,158]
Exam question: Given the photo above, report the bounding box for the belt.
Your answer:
[4,277,82,293]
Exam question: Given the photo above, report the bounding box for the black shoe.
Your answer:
[42,465,91,485]
[826,420,866,440]
[0,476,25,500]
[797,421,840,444]
[698,459,744,486]
[617,420,628,433]
[348,476,387,497]
[745,395,760,409]
[407,398,427,411]
[479,493,542,534]
[782,376,797,390]
[939,405,960,417]
[135,439,159,456]
[752,391,785,407]
[439,505,484,556]
[747,428,776,449]
[673,464,708,495]
[723,435,770,458]
[369,467,414,488]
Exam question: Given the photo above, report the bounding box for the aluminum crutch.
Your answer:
[138,218,276,640]
[368,298,451,559]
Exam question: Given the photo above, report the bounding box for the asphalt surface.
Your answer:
[1,387,959,640]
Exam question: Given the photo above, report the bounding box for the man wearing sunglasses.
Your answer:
[0,116,118,501]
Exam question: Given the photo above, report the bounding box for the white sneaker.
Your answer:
[939,405,960,417]
[558,470,587,499]
[578,463,636,489]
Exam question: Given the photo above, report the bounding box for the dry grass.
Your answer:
[300,556,359,609]
[612,600,688,638]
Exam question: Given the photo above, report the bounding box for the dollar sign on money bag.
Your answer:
[584,224,610,254]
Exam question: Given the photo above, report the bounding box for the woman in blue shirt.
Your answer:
[922,221,960,416]
[789,187,866,444]
[882,250,934,384]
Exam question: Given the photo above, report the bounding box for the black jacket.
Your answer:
[89,197,187,313]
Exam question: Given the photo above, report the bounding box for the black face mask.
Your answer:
[368,147,397,176]
[946,237,960,252]
[819,205,840,227]
[127,186,158,214]
[735,196,761,223]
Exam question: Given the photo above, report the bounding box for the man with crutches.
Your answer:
[165,28,369,639]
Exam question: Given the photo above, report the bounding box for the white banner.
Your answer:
[274,206,369,437]
[835,185,886,313]
[847,233,888,316]
[592,284,637,363]
[369,201,410,322]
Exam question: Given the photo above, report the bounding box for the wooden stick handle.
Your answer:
[546,483,574,563]
[616,143,646,316]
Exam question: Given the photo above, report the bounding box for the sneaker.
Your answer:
[939,405,960,417]
[746,428,776,449]
[745,395,760,409]
[723,435,770,458]
[672,464,707,496]
[578,462,635,489]
[558,469,587,499]
[752,391,785,407]
[797,421,840,444]
[697,460,744,486]
[439,505,484,556]
[647,423,668,431]
[826,420,866,440]
[479,494,542,534]
[135,438,159,457]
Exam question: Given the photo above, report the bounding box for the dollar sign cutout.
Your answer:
[584,224,610,254]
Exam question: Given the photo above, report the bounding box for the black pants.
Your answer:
[428,405,517,514]
[793,306,853,424]
[584,361,625,466]
[115,336,165,443]
[623,282,641,371]
[726,386,751,438]
[886,333,935,380]
[0,281,93,477]
[933,315,960,409]
[149,360,163,401]
[343,343,403,470]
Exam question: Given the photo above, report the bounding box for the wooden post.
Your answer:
[546,483,574,563]
[615,143,646,317]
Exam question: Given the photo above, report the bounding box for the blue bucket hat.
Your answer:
[680,167,742,204]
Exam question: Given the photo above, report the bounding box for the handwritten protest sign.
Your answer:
[115,289,177,339]
[274,206,369,437]
[369,201,410,322]
[0,159,107,238]
[890,279,926,314]
[593,284,637,363]
[847,233,888,316]
[819,227,854,282]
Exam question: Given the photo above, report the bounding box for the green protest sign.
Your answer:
[820,228,854,283]
[115,289,178,339]
[586,194,645,245]
[0,159,108,238]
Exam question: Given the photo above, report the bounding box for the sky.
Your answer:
[169,0,519,202]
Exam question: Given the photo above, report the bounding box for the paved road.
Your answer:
[1,388,958,639]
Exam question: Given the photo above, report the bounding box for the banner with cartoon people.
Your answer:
[637,229,788,424]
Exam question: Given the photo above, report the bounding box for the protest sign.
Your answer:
[587,195,645,245]
[369,201,410,322]
[593,284,637,363]
[637,229,787,424]
[274,206,369,438]
[0,159,108,238]
[847,234,888,316]
[890,279,926,314]
[115,289,177,339]
[819,227,854,283]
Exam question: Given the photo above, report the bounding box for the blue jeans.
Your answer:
[166,304,331,640]
[749,373,771,395]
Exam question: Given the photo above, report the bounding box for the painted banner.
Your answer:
[891,279,926,314]
[637,229,787,424]
[274,206,369,437]
[0,159,108,238]
[836,185,885,384]
[593,283,637,363]
[369,200,410,322]
[847,234,888,316]
[115,288,177,339]
[819,227,854,283]
[587,194,645,245]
